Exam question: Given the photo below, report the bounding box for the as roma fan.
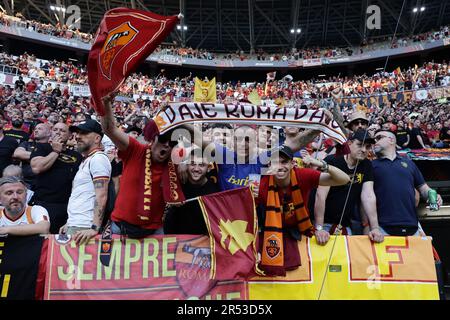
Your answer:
[256,145,349,276]
[99,95,185,238]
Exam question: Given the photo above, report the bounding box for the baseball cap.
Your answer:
[271,145,294,160]
[346,111,369,128]
[69,119,103,137]
[349,129,375,144]
[125,126,143,136]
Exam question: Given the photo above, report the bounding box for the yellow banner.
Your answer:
[194,77,217,103]
[248,236,438,300]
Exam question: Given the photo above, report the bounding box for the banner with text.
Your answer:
[153,103,347,144]
[43,235,438,300]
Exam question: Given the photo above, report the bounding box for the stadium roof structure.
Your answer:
[6,0,450,52]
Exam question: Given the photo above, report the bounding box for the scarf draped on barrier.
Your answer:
[153,103,347,144]
[259,172,315,276]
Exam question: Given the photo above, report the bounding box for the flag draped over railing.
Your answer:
[198,187,263,280]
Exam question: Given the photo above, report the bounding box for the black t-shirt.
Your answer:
[15,79,25,90]
[30,143,82,203]
[396,128,409,147]
[18,141,43,190]
[408,127,424,149]
[0,135,19,177]
[322,155,374,227]
[4,129,30,144]
[164,179,220,235]
[440,127,450,141]
[111,159,123,178]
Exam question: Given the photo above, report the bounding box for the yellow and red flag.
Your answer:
[194,77,217,102]
[198,187,263,280]
[88,8,179,115]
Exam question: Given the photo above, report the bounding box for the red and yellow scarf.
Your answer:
[260,170,314,276]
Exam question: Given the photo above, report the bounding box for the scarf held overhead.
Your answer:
[153,103,347,144]
[88,8,179,115]
[260,171,314,276]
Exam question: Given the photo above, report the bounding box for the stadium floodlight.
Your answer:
[420,6,425,12]
[296,28,301,33]
[318,74,326,77]
[413,7,418,13]
[50,5,56,10]
[290,29,295,34]
[183,25,188,31]
[177,25,181,30]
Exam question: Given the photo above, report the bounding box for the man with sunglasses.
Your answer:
[346,111,369,133]
[372,129,443,236]
[314,129,384,245]
[99,95,183,237]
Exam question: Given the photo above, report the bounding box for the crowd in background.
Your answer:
[1,50,450,105]
[1,11,449,61]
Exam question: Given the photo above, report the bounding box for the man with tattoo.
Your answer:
[60,119,111,245]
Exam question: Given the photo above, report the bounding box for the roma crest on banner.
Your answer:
[88,8,179,115]
[194,77,217,102]
[198,187,263,280]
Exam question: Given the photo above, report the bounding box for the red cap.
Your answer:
[143,119,159,142]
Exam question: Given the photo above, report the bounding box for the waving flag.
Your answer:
[198,187,263,280]
[88,8,179,115]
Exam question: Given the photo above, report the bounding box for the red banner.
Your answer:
[44,235,246,300]
[198,188,262,280]
[88,8,178,115]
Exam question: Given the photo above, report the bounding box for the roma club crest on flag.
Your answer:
[193,77,217,103]
[174,236,218,298]
[88,8,179,115]
[198,187,263,280]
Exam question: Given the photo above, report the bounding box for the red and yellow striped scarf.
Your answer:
[260,170,314,275]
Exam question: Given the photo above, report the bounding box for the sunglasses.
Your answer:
[374,135,389,141]
[158,134,178,147]
[352,120,368,126]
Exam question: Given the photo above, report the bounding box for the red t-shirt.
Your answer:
[112,137,165,229]
[258,167,321,216]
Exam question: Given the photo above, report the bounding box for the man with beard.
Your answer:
[314,129,384,244]
[30,123,82,233]
[164,147,220,235]
[99,95,185,237]
[372,129,443,236]
[0,176,50,236]
[4,110,30,143]
[59,120,111,245]
[13,123,52,190]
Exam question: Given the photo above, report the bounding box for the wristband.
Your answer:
[91,224,101,232]
[319,160,329,173]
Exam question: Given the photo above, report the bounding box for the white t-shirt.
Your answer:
[0,205,49,227]
[67,152,112,228]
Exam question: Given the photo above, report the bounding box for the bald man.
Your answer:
[13,122,52,190]
[30,123,82,234]
[372,129,443,236]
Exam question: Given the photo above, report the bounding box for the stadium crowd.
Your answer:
[1,11,449,61]
[2,50,450,103]
[0,42,448,247]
